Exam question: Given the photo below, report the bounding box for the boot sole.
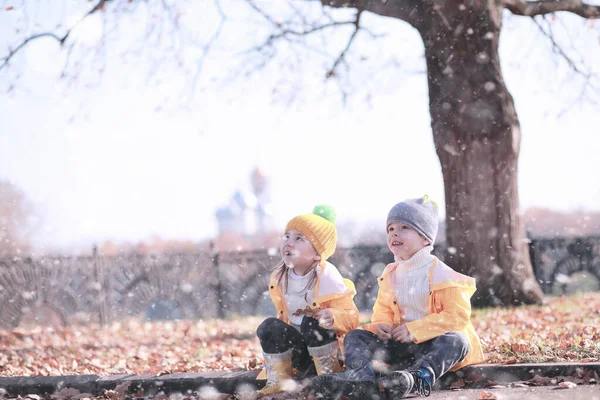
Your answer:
[378,371,412,399]
[311,375,380,400]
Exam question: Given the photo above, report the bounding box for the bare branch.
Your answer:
[1,33,62,70]
[556,73,599,118]
[326,10,362,78]
[242,1,360,57]
[241,1,393,103]
[1,0,108,71]
[532,16,588,75]
[160,0,182,30]
[60,42,77,78]
[245,0,281,26]
[320,0,422,28]
[246,19,358,55]
[504,0,600,19]
[286,0,312,27]
[184,0,229,104]
[531,15,599,116]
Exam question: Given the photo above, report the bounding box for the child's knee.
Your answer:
[344,329,361,342]
[301,317,336,346]
[445,332,470,352]
[346,329,370,342]
[343,329,374,352]
[300,316,319,334]
[257,317,281,338]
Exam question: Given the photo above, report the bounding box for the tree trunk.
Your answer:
[419,1,544,306]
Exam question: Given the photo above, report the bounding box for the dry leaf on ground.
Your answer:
[555,381,578,389]
[479,389,498,399]
[1,294,599,377]
[523,375,555,386]
[448,378,465,389]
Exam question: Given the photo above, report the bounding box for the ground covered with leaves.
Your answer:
[473,292,600,364]
[1,293,599,377]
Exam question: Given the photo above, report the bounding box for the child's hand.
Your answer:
[293,306,320,318]
[391,324,412,343]
[315,308,334,329]
[376,324,393,341]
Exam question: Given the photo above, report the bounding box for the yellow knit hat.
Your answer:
[285,204,337,265]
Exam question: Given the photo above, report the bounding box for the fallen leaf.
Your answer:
[103,390,116,400]
[479,389,498,399]
[449,378,465,389]
[2,294,600,377]
[248,357,257,369]
[465,372,487,383]
[50,388,81,400]
[555,381,577,389]
[485,380,506,389]
[114,381,131,398]
[523,375,554,386]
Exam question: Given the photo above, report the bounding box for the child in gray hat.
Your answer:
[312,195,484,399]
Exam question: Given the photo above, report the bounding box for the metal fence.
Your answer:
[0,235,599,329]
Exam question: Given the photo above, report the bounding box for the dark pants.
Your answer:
[257,317,337,373]
[344,329,470,384]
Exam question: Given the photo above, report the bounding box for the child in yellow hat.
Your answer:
[256,205,359,396]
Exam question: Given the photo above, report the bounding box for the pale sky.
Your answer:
[0,2,599,253]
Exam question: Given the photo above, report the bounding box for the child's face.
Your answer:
[387,222,429,261]
[280,229,320,272]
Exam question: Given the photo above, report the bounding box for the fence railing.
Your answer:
[0,235,598,328]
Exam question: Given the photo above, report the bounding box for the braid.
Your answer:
[303,262,319,301]
[275,261,288,293]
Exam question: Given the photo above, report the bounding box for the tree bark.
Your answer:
[419,1,544,306]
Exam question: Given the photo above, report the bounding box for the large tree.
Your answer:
[320,0,598,307]
[2,0,599,306]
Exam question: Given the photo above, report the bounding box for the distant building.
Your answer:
[215,167,275,236]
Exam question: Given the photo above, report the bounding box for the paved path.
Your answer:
[0,362,598,397]
[425,385,599,400]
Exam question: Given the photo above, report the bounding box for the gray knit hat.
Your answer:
[386,195,439,244]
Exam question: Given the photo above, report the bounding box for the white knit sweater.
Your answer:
[394,245,435,322]
[285,268,315,327]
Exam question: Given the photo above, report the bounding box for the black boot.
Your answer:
[311,359,380,400]
[379,369,432,398]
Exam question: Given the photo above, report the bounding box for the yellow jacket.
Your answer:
[268,261,360,342]
[362,258,484,371]
[257,261,359,379]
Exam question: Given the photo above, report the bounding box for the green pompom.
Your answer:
[313,204,336,223]
[422,194,439,211]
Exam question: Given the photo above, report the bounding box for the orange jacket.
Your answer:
[362,258,484,370]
